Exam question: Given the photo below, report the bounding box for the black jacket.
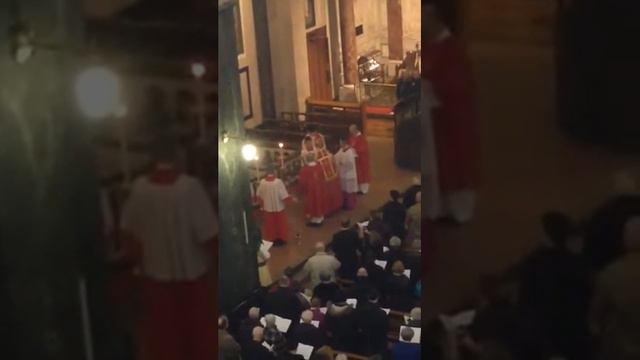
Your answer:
[330,229,361,279]
[264,287,303,322]
[382,201,407,239]
[355,302,389,355]
[242,340,275,360]
[290,322,326,349]
[313,282,343,306]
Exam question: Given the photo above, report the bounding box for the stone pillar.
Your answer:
[387,0,403,60]
[327,0,342,98]
[339,0,358,84]
[252,0,276,119]
[218,1,261,313]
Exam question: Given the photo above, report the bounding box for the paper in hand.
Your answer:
[296,343,314,360]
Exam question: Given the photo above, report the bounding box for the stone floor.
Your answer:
[265,136,419,281]
[423,38,640,316]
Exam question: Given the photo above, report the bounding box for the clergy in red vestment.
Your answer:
[256,170,293,245]
[298,149,328,226]
[120,141,217,360]
[423,3,479,224]
[313,134,343,214]
[348,124,371,194]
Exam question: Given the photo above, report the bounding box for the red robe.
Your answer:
[298,163,328,218]
[348,133,371,185]
[135,167,216,360]
[423,34,479,192]
[316,149,343,214]
[255,175,292,242]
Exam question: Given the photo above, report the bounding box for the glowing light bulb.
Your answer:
[191,62,206,79]
[242,143,258,161]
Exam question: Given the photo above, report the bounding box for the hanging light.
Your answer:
[241,143,258,161]
[191,62,206,79]
[8,21,35,64]
[74,66,121,119]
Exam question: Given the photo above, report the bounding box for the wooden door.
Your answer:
[307,26,332,101]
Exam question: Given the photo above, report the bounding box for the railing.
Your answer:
[359,82,397,108]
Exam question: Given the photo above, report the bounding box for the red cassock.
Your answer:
[423,35,479,193]
[298,163,328,218]
[348,133,372,185]
[256,175,292,242]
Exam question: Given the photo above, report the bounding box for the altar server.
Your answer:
[120,140,217,360]
[348,124,371,194]
[334,139,359,210]
[256,168,293,245]
[314,133,343,214]
[298,148,328,226]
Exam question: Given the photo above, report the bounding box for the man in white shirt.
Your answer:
[120,141,217,360]
[334,139,359,210]
[301,242,341,289]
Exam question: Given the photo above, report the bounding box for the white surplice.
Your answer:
[334,147,359,194]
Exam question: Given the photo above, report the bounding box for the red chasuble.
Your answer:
[298,163,328,218]
[348,133,372,185]
[316,149,343,214]
[424,34,479,192]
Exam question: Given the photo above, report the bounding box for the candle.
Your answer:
[278,142,284,169]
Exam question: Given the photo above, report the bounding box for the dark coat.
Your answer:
[384,274,413,311]
[355,302,389,355]
[264,286,303,322]
[242,340,276,360]
[313,282,343,306]
[382,201,407,239]
[325,304,358,352]
[330,229,361,279]
[290,322,326,349]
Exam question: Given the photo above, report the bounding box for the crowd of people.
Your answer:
[420,182,640,360]
[220,185,424,360]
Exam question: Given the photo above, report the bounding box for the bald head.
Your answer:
[248,307,260,320]
[335,354,348,360]
[315,242,326,253]
[301,310,313,323]
[357,267,368,277]
[252,326,264,341]
[400,326,415,341]
[410,307,421,322]
[392,260,405,275]
[264,314,276,327]
[390,236,402,248]
[218,315,229,329]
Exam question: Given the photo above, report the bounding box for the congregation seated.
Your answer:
[330,218,362,281]
[313,272,344,306]
[238,307,262,345]
[383,261,413,312]
[264,314,288,354]
[347,268,376,305]
[243,326,275,360]
[325,295,358,352]
[381,237,408,273]
[302,242,342,289]
[289,310,326,349]
[391,327,421,360]
[354,290,389,356]
[363,209,390,244]
[264,276,304,323]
